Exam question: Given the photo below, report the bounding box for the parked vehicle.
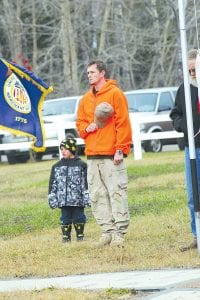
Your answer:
[0,131,30,164]
[125,87,184,152]
[31,87,184,161]
[31,96,85,161]
[42,96,81,123]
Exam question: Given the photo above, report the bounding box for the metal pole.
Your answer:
[178,0,200,253]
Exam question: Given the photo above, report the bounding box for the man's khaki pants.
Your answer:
[87,158,130,235]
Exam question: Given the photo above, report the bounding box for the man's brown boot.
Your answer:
[110,233,125,247]
[93,234,112,248]
[180,238,197,252]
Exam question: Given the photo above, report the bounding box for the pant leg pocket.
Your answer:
[117,163,128,190]
[87,162,98,203]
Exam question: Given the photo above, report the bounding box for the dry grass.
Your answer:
[0,211,199,279]
[0,288,128,300]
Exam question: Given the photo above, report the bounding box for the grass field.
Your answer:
[0,151,199,299]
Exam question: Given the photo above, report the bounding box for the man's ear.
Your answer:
[100,70,106,77]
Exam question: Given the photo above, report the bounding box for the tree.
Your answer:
[0,0,198,97]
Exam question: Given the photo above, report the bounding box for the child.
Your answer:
[48,138,90,243]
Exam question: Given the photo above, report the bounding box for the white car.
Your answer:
[124,87,184,152]
[0,130,30,164]
[34,87,182,160]
[42,96,81,123]
[31,96,85,161]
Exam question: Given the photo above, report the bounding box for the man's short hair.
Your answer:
[87,60,107,73]
[188,49,198,60]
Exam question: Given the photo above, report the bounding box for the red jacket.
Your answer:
[76,79,132,156]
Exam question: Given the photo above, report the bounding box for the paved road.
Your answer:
[0,268,200,299]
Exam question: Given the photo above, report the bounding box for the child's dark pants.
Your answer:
[60,206,86,242]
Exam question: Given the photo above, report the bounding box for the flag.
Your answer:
[0,58,53,151]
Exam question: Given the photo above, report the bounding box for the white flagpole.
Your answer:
[178,0,200,254]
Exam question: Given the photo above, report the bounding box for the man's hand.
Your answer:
[114,150,123,165]
[86,122,98,133]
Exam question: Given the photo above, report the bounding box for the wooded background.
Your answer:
[0,0,199,98]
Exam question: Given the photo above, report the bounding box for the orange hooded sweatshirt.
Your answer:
[76,79,132,156]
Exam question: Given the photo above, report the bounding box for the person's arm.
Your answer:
[113,89,132,155]
[76,97,97,138]
[113,149,124,165]
[81,162,90,207]
[48,166,58,209]
[170,85,184,133]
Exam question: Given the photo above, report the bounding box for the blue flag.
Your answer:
[0,59,53,151]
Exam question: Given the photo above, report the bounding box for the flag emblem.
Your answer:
[4,73,31,114]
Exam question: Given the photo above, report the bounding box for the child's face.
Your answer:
[60,146,74,158]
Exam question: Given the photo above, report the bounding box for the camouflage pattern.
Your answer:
[87,159,130,235]
[48,157,90,209]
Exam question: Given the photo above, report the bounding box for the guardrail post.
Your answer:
[132,117,142,160]
[58,128,66,158]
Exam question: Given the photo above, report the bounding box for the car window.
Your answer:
[126,93,157,112]
[158,92,174,112]
[43,98,77,116]
[172,90,177,98]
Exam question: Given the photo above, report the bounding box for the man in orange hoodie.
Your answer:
[76,60,132,247]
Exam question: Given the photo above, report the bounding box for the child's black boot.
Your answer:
[74,223,85,241]
[61,224,72,243]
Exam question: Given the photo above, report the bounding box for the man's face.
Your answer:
[188,59,196,79]
[87,64,105,86]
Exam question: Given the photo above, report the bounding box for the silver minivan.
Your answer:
[125,87,184,152]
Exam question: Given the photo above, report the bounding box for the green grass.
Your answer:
[0,203,58,236]
[128,162,184,178]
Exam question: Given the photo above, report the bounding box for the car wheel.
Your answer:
[143,139,162,153]
[77,145,85,156]
[65,132,76,139]
[177,138,185,151]
[31,151,43,161]
[65,132,85,156]
[7,153,30,164]
[17,155,30,163]
[7,154,17,164]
